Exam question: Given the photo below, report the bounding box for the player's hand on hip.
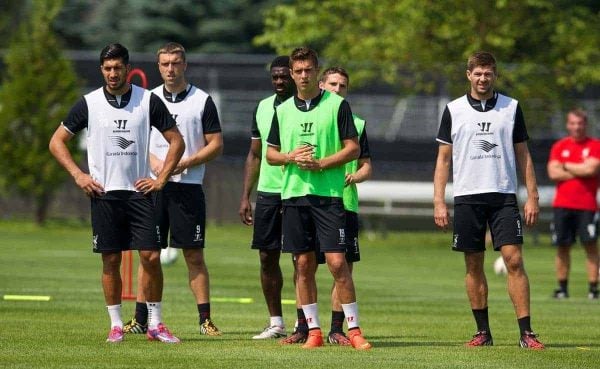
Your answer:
[433,203,450,230]
[523,198,539,227]
[239,198,253,225]
[134,178,164,194]
[345,173,355,187]
[75,172,104,197]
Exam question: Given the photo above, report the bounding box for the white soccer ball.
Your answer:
[160,247,178,266]
[493,256,507,275]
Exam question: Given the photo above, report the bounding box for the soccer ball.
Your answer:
[493,256,507,275]
[160,247,178,266]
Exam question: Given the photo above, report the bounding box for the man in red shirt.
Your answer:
[547,108,600,299]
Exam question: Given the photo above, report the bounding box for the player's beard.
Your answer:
[107,77,127,94]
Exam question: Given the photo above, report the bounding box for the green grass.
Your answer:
[1,220,599,368]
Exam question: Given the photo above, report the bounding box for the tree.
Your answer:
[54,0,290,53]
[0,0,80,224]
[0,1,30,49]
[255,0,600,123]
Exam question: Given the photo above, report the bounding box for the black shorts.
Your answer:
[317,211,360,264]
[251,192,282,251]
[281,200,347,254]
[91,192,158,253]
[551,207,599,246]
[452,193,523,252]
[153,182,206,249]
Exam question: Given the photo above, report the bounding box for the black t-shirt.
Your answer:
[358,125,371,159]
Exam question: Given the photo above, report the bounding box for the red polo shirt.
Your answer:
[549,137,600,211]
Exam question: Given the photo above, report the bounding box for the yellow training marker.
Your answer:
[212,297,253,304]
[4,295,51,302]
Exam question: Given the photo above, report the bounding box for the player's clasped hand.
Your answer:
[75,172,105,197]
[292,144,321,171]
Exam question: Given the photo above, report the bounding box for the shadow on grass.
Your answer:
[548,343,600,349]
[369,340,458,348]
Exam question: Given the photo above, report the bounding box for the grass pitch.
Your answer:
[1,220,599,368]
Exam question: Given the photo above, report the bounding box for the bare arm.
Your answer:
[547,160,575,182]
[515,141,540,227]
[239,139,261,225]
[433,143,452,230]
[173,132,223,174]
[149,153,163,176]
[564,157,600,178]
[49,125,104,196]
[345,157,372,186]
[135,127,185,194]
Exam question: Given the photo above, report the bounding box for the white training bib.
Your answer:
[150,85,209,184]
[85,85,152,192]
[446,93,519,197]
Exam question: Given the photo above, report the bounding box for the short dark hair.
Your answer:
[270,55,290,70]
[567,108,588,123]
[157,42,186,62]
[290,47,319,69]
[467,51,496,73]
[321,66,349,84]
[100,43,129,65]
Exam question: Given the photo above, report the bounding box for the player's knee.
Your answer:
[259,250,280,267]
[183,249,205,268]
[101,252,121,271]
[139,250,160,266]
[503,254,524,273]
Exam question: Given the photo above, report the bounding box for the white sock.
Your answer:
[301,303,320,329]
[270,316,284,328]
[147,301,162,329]
[107,304,123,328]
[341,302,360,330]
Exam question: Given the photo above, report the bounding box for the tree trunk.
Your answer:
[35,192,50,225]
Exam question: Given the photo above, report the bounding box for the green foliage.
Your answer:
[0,1,29,48]
[1,221,598,368]
[53,0,291,53]
[256,0,600,119]
[0,0,80,223]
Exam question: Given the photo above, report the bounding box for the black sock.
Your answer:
[558,279,568,292]
[330,311,345,333]
[296,308,308,333]
[198,303,211,322]
[589,281,598,292]
[472,307,490,333]
[135,301,148,325]
[517,316,532,335]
